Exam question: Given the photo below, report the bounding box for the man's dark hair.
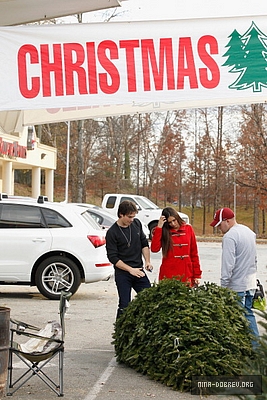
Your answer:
[118,200,138,218]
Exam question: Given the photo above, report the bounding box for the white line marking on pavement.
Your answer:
[84,356,117,400]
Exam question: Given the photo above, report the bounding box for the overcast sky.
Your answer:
[81,0,267,22]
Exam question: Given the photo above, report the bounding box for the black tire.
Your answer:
[35,256,81,300]
[149,221,158,240]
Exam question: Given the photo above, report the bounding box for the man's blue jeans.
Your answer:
[237,290,259,346]
[115,269,151,319]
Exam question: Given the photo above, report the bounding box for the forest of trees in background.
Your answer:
[32,103,266,236]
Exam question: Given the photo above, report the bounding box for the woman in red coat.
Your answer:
[151,207,202,286]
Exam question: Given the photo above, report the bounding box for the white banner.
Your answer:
[1,15,267,112]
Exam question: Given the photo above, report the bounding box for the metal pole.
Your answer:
[65,121,70,202]
[233,168,236,215]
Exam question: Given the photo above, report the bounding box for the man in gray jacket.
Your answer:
[210,208,259,345]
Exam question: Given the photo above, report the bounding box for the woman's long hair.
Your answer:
[161,207,185,257]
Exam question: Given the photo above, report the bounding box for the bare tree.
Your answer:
[236,104,267,234]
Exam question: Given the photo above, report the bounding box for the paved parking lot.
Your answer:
[0,242,266,399]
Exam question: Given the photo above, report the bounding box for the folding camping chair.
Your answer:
[7,291,72,397]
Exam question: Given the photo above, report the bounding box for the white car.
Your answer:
[71,203,118,231]
[0,195,113,300]
[69,203,150,239]
[102,193,190,238]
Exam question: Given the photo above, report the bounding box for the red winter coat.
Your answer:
[151,224,202,285]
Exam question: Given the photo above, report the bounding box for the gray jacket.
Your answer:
[221,224,257,291]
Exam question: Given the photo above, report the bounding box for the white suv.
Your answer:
[0,195,113,300]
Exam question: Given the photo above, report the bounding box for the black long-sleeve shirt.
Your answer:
[106,218,149,269]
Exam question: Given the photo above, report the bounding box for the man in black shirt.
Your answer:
[106,200,153,319]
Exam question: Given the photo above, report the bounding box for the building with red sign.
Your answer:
[0,112,56,199]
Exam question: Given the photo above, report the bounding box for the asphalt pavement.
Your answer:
[0,242,266,400]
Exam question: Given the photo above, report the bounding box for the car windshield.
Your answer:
[88,211,115,226]
[80,210,103,230]
[134,197,160,210]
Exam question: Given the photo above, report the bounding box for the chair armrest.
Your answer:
[10,329,63,344]
[10,318,40,332]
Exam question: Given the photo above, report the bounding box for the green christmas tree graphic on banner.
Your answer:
[223,21,267,92]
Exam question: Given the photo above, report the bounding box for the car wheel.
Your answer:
[35,256,81,300]
[149,222,158,240]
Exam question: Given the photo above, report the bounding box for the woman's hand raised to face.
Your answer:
[158,215,166,228]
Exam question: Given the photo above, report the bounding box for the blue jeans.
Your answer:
[237,290,259,347]
[115,269,151,319]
